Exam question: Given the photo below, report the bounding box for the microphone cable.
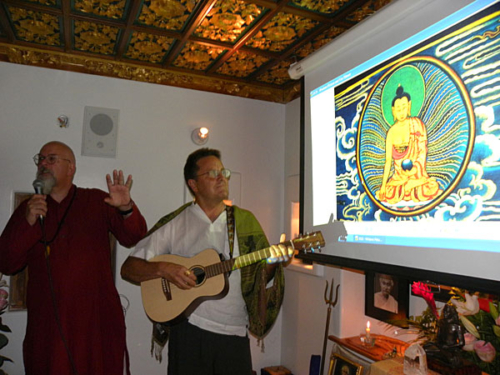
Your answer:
[40,219,79,375]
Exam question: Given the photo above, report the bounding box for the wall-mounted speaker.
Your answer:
[82,106,119,158]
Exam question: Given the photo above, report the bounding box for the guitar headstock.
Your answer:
[290,231,325,254]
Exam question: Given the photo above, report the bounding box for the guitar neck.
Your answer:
[204,231,324,278]
[205,248,271,277]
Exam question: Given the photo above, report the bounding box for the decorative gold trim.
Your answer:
[0,43,300,103]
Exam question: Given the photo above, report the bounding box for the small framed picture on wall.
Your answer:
[365,271,409,322]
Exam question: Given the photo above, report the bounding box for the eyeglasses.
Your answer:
[197,169,231,179]
[33,154,72,166]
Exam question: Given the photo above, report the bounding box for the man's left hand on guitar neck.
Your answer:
[266,233,294,280]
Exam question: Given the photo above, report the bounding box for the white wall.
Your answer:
[0,62,287,374]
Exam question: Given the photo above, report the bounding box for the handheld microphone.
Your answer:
[33,179,44,194]
[32,179,45,224]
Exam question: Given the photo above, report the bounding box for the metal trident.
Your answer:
[320,278,339,375]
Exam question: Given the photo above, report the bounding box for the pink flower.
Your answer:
[412,282,438,318]
[473,341,496,363]
[496,316,500,326]
[462,333,478,351]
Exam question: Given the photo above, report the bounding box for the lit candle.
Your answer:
[366,321,371,339]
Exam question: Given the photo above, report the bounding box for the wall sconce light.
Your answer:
[191,127,209,145]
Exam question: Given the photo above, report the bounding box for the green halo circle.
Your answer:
[381,65,425,125]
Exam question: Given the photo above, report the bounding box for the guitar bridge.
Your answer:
[161,278,172,301]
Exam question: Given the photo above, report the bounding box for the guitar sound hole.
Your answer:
[192,267,205,286]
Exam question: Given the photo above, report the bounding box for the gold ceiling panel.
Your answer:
[74,20,119,55]
[125,31,174,63]
[289,0,349,15]
[0,0,395,102]
[246,11,318,52]
[216,50,269,78]
[73,0,127,20]
[296,25,346,58]
[7,6,61,46]
[173,41,225,70]
[257,59,294,85]
[136,0,197,31]
[194,0,263,43]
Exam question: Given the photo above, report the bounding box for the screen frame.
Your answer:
[297,0,500,295]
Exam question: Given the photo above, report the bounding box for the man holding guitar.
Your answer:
[121,148,293,375]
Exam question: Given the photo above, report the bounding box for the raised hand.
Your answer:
[104,170,133,210]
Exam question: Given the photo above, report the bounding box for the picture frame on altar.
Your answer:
[328,353,363,375]
[365,271,409,322]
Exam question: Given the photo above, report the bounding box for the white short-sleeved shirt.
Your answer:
[131,204,248,336]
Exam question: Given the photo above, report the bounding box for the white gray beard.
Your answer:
[36,172,56,195]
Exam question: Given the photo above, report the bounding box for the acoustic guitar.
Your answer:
[141,231,325,323]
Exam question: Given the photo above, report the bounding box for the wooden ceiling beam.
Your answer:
[61,0,71,52]
[206,0,289,74]
[115,0,142,59]
[163,0,219,67]
[0,3,15,42]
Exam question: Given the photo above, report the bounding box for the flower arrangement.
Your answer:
[408,281,500,374]
[0,273,12,375]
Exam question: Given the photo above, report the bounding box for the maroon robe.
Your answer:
[0,185,147,375]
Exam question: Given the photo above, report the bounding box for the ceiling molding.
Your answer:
[0,42,301,103]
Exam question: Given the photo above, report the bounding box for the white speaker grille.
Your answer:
[82,106,119,158]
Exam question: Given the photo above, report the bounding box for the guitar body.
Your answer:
[141,249,228,323]
[140,231,325,324]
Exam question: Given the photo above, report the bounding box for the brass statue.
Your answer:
[424,304,465,367]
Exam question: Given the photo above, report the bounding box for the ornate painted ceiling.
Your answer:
[0,0,393,103]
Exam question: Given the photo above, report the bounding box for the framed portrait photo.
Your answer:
[328,353,363,375]
[365,271,409,322]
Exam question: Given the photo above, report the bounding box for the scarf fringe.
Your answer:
[151,338,164,363]
[257,338,265,353]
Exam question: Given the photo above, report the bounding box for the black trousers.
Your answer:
[168,321,253,375]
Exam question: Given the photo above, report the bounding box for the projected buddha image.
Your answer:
[354,58,475,216]
[376,80,442,204]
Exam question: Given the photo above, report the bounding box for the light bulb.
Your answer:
[191,127,209,145]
